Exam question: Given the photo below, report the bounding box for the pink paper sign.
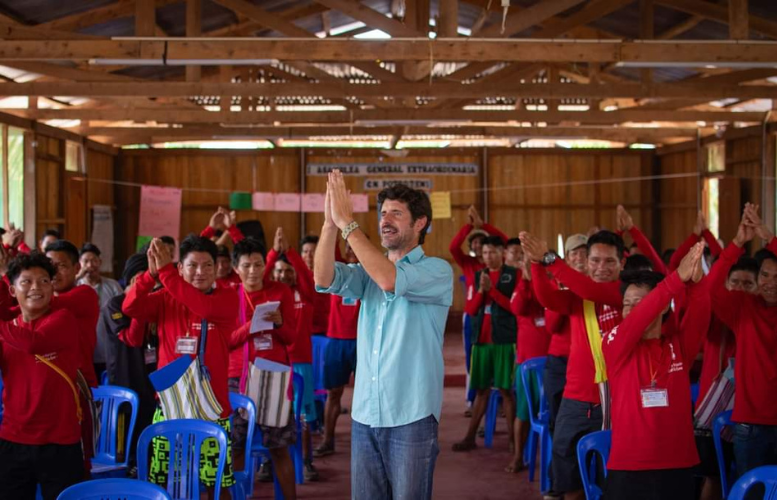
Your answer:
[137,185,182,239]
[301,193,325,213]
[252,192,275,211]
[351,194,369,213]
[274,193,301,212]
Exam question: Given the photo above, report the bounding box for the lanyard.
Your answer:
[184,308,192,337]
[647,344,667,388]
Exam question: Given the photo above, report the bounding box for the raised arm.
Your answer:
[547,258,622,307]
[628,225,667,275]
[449,223,476,270]
[669,232,699,271]
[158,265,238,323]
[122,270,163,321]
[530,263,576,315]
[680,279,712,367]
[702,230,723,258]
[0,308,77,354]
[285,247,316,305]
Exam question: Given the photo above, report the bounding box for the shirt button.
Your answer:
[372,376,376,382]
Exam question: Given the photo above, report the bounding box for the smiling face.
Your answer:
[11,267,54,318]
[587,243,622,283]
[236,253,265,291]
[470,235,485,258]
[622,283,665,339]
[46,250,79,293]
[178,251,216,292]
[758,259,777,305]
[566,246,588,274]
[379,199,425,252]
[274,260,297,287]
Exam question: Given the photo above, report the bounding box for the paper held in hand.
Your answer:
[250,301,280,333]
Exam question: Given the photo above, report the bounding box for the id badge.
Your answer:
[175,337,198,355]
[343,297,358,306]
[534,316,546,327]
[144,347,157,365]
[640,387,669,408]
[254,334,273,351]
[485,304,492,315]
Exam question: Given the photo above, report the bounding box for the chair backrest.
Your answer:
[520,356,549,427]
[92,385,140,467]
[713,409,736,497]
[137,419,228,500]
[292,372,304,425]
[728,466,777,500]
[57,478,171,500]
[311,336,328,393]
[576,430,612,500]
[228,393,256,473]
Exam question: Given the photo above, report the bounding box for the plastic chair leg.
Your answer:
[526,429,538,482]
[290,442,305,485]
[484,391,498,449]
[272,471,285,500]
[540,428,552,494]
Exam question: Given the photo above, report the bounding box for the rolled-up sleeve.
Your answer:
[389,257,453,306]
[315,261,368,299]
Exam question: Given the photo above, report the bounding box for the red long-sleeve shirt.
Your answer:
[626,226,668,275]
[229,281,297,372]
[531,261,623,403]
[122,265,239,418]
[696,316,736,410]
[510,276,551,363]
[669,230,723,272]
[465,269,513,345]
[200,224,245,244]
[545,307,572,358]
[265,248,314,364]
[708,239,777,425]
[603,272,710,470]
[0,308,82,445]
[52,285,100,387]
[449,223,508,311]
[327,294,360,340]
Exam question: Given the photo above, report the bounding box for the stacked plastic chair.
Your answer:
[727,466,777,500]
[714,409,737,499]
[57,478,170,500]
[521,356,551,493]
[91,386,139,478]
[576,430,611,500]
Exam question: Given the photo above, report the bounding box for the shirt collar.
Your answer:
[400,245,425,264]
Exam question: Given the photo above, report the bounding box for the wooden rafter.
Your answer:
[211,0,316,38]
[36,0,180,32]
[477,0,587,38]
[653,0,777,39]
[312,0,423,37]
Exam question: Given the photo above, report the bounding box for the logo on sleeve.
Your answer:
[605,326,619,344]
[111,312,123,320]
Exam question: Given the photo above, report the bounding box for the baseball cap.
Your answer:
[564,234,588,254]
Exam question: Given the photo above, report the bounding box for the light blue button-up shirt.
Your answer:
[317,245,453,428]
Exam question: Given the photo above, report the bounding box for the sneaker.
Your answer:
[257,462,273,483]
[313,442,335,458]
[304,463,320,482]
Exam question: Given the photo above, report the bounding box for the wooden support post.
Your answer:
[728,0,748,39]
[439,0,458,37]
[186,0,202,82]
[640,0,654,84]
[135,0,156,37]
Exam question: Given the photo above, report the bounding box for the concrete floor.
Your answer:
[250,333,545,499]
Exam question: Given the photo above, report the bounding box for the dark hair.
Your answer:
[216,244,230,259]
[40,229,60,242]
[179,234,217,263]
[7,251,57,284]
[619,269,665,296]
[482,235,505,249]
[232,237,267,267]
[506,237,522,247]
[468,232,487,247]
[623,254,653,272]
[728,256,759,279]
[754,248,777,270]
[44,239,79,264]
[80,242,101,257]
[300,235,319,247]
[377,184,432,245]
[160,236,176,246]
[587,230,626,260]
[661,248,675,266]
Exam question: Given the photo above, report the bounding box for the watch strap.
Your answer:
[341,221,360,240]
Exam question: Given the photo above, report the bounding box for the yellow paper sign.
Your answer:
[430,191,452,220]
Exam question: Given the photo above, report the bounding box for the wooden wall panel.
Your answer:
[658,149,698,249]
[35,135,64,241]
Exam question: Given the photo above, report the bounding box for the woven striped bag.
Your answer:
[244,357,292,428]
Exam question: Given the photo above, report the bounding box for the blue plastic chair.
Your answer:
[691,382,700,406]
[229,393,258,500]
[521,356,551,493]
[101,370,109,386]
[0,369,4,425]
[250,371,305,498]
[483,389,502,448]
[714,409,737,499]
[137,419,228,500]
[577,430,611,500]
[728,466,777,500]
[57,478,171,500]
[91,386,139,477]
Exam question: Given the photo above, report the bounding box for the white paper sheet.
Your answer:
[250,301,280,333]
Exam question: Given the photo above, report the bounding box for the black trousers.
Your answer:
[605,467,695,500]
[0,439,84,500]
[544,355,568,435]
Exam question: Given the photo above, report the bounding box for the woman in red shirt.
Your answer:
[602,243,709,500]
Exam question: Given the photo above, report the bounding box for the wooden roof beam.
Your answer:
[654,0,777,39]
[212,0,316,38]
[313,0,423,38]
[37,0,180,32]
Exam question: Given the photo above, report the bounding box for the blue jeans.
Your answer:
[733,423,777,479]
[463,313,476,404]
[351,415,439,500]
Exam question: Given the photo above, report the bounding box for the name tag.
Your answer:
[485,304,492,315]
[175,337,198,355]
[534,316,546,327]
[343,297,358,306]
[640,387,669,408]
[254,334,273,351]
[144,347,157,365]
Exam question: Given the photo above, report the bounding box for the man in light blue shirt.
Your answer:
[315,170,453,500]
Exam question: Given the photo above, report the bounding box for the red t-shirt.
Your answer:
[708,240,777,425]
[510,277,551,363]
[531,262,623,403]
[52,285,100,387]
[449,223,508,312]
[217,271,242,290]
[0,308,82,445]
[265,248,314,365]
[603,272,709,470]
[465,269,513,345]
[123,265,239,418]
[312,291,331,334]
[228,281,297,375]
[696,315,736,410]
[327,294,360,340]
[545,307,572,358]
